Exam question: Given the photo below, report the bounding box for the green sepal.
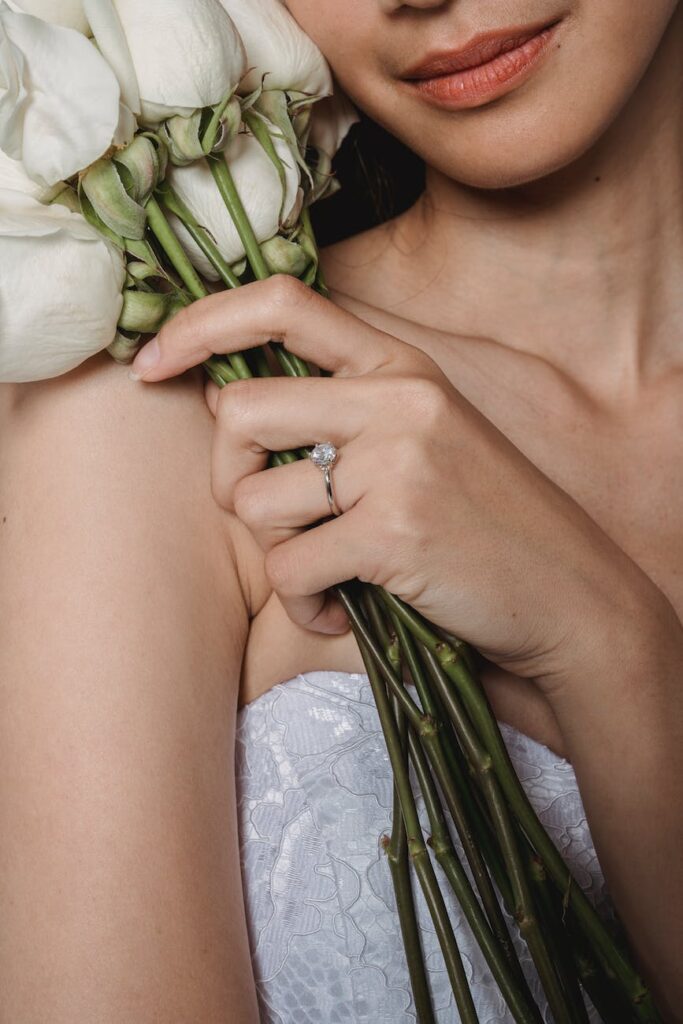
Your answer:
[80,157,146,240]
[48,184,81,214]
[77,181,125,250]
[201,91,241,155]
[112,135,160,204]
[118,288,185,334]
[261,234,310,277]
[253,90,313,187]
[238,80,264,115]
[243,109,290,221]
[125,237,164,269]
[106,331,141,365]
[161,110,205,166]
[126,261,164,284]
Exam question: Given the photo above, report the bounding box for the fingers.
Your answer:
[229,438,369,551]
[129,275,405,382]
[263,505,373,634]
[206,376,372,507]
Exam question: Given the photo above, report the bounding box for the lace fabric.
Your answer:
[235,669,612,1023]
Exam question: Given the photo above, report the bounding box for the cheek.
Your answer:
[284,0,376,80]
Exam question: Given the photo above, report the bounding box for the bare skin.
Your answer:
[0,360,260,1023]
[1,1,682,1022]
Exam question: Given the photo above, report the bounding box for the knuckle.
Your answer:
[215,378,258,432]
[264,273,309,312]
[400,376,450,420]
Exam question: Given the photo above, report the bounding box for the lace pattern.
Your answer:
[235,670,611,1023]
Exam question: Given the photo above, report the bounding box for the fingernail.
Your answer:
[129,338,160,381]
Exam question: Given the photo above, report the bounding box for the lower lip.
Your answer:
[406,23,560,110]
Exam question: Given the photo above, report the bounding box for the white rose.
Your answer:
[0,189,125,382]
[4,0,89,34]
[0,144,51,198]
[167,121,301,279]
[304,88,359,201]
[217,0,332,97]
[0,5,128,187]
[307,89,359,163]
[85,0,247,128]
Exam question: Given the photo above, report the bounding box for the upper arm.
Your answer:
[0,352,259,1021]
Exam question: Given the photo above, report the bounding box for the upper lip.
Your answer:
[402,17,562,80]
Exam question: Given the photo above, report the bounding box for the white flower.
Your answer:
[85,0,247,128]
[304,88,359,201]
[0,144,50,197]
[307,89,358,163]
[167,121,301,279]
[217,0,332,97]
[4,0,89,34]
[0,189,125,381]
[0,4,127,187]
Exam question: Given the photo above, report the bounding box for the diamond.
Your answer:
[310,441,338,468]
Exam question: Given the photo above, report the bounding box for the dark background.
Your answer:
[310,112,425,248]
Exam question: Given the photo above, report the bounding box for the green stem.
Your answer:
[207,155,270,281]
[144,195,251,383]
[301,205,329,296]
[340,597,479,1024]
[370,594,524,985]
[156,182,242,290]
[338,585,575,1023]
[386,668,436,1023]
[529,855,591,1024]
[378,592,661,1024]
[366,593,565,1024]
[418,645,580,1024]
[407,724,543,1024]
[208,156,312,377]
[145,195,207,300]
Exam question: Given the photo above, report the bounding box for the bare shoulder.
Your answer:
[0,357,264,1018]
[0,351,257,668]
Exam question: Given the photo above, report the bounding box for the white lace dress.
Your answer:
[235,669,611,1023]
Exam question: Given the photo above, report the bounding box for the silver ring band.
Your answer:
[310,442,342,517]
[322,464,342,517]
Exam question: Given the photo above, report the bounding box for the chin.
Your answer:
[428,136,597,191]
[398,94,617,192]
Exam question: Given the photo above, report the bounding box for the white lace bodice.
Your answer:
[235,670,611,1023]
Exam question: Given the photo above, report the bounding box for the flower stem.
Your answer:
[207,156,313,378]
[378,591,662,1023]
[207,155,270,281]
[144,195,248,384]
[528,854,591,1023]
[411,641,587,1024]
[156,182,242,290]
[385,670,437,1023]
[146,196,206,299]
[406,723,543,1024]
[339,589,479,1024]
[384,601,534,996]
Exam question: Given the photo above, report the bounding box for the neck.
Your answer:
[390,9,683,400]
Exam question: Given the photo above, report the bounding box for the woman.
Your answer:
[0,0,681,1020]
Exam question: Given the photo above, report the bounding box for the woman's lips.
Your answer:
[402,21,561,110]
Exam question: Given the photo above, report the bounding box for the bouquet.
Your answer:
[0,2,663,1021]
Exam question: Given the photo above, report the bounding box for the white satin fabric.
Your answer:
[235,669,611,1023]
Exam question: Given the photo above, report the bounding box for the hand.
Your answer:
[129,276,660,691]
